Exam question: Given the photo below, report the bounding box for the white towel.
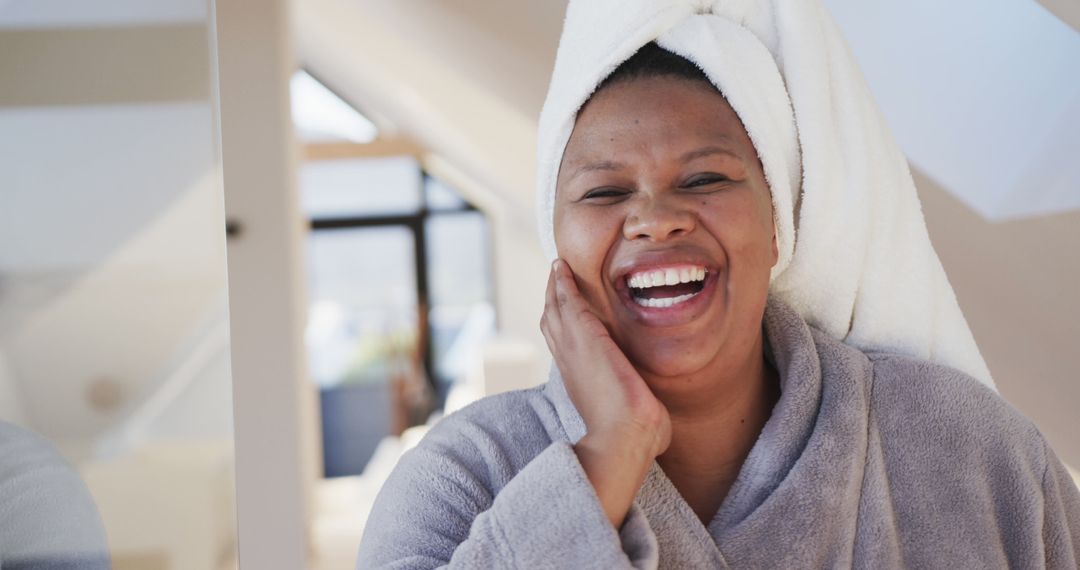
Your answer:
[535,0,994,388]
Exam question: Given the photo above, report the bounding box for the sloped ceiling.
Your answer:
[0,0,207,28]
[824,0,1080,221]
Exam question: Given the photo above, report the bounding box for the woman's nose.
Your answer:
[622,195,696,242]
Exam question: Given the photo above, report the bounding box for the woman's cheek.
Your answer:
[556,208,618,316]
[557,208,604,260]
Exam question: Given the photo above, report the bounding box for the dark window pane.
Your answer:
[426,212,490,306]
[305,226,417,387]
[306,226,419,477]
[425,212,493,382]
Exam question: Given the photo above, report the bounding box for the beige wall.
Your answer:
[917,169,1080,468]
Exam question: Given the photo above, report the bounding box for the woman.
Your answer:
[357,1,1080,568]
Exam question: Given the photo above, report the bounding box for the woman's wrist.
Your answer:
[573,431,656,529]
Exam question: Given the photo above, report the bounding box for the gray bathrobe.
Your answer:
[356,298,1080,568]
[0,422,111,569]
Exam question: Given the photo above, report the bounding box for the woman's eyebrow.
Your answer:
[680,144,741,163]
[564,143,739,182]
[566,159,624,182]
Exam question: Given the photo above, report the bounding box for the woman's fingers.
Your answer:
[553,259,574,310]
[541,261,669,529]
[552,259,587,316]
[544,259,559,313]
[551,259,610,340]
[543,259,598,369]
[540,260,562,349]
[546,259,638,403]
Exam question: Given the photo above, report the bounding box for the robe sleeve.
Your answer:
[0,422,111,569]
[356,438,658,569]
[1041,440,1080,569]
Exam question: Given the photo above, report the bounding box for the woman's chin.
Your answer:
[627,349,712,385]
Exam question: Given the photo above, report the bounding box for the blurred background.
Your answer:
[0,0,235,569]
[0,0,1077,568]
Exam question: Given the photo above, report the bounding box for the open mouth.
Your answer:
[626,265,707,309]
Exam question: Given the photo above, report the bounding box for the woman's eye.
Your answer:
[582,187,628,200]
[684,175,728,189]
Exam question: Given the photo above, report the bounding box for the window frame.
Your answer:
[307,171,485,395]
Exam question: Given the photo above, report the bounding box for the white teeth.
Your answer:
[627,266,707,289]
[633,292,698,308]
[626,265,709,308]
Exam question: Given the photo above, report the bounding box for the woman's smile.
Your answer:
[612,253,721,328]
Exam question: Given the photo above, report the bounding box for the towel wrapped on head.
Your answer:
[536,0,993,387]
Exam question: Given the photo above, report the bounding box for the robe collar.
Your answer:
[543,296,874,566]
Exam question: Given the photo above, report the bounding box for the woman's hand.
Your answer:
[540,259,672,528]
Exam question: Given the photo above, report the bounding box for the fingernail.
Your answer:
[551,259,559,272]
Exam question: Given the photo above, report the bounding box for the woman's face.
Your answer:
[553,76,777,383]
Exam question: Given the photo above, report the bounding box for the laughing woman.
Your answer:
[356,1,1080,568]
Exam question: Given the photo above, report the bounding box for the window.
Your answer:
[292,71,494,477]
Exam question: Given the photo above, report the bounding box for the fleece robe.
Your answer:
[0,422,111,570]
[356,298,1080,569]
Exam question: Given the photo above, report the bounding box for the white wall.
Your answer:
[217,0,320,566]
[5,166,226,450]
[0,3,241,567]
[142,349,234,443]
[0,17,230,456]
